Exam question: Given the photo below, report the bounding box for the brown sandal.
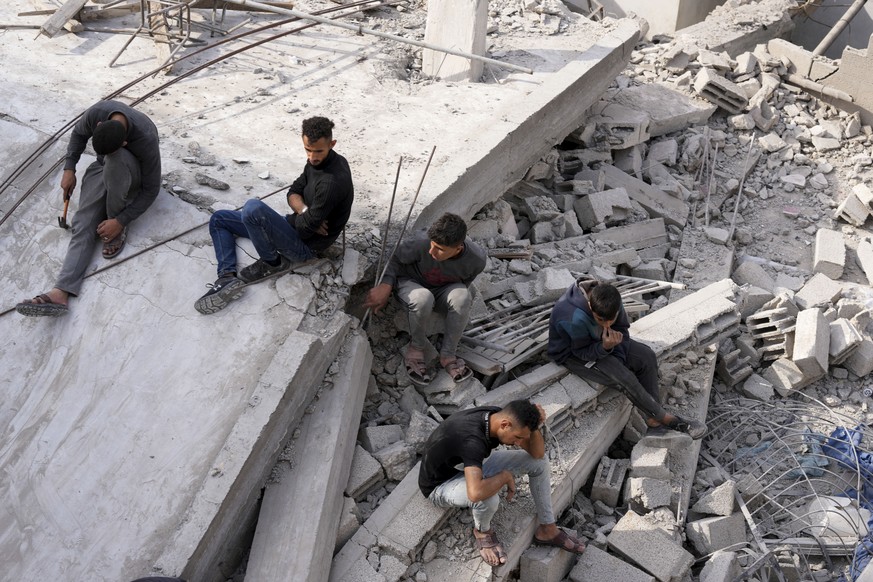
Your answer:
[533,529,586,554]
[443,357,472,383]
[473,528,506,566]
[404,348,433,386]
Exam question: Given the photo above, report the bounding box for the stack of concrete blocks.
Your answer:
[606,510,694,581]
[813,229,846,279]
[693,68,749,114]
[630,279,741,359]
[835,184,873,227]
[585,101,652,150]
[574,187,634,230]
[513,267,576,306]
[590,456,630,507]
[745,307,796,361]
[415,373,487,415]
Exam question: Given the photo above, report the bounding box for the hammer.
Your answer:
[58,192,70,229]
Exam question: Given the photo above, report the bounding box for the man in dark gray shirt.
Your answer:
[364,213,486,385]
[16,100,161,317]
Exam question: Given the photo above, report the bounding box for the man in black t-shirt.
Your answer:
[419,400,586,566]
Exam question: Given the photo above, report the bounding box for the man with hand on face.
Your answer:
[419,399,586,567]
[548,279,707,439]
[16,99,161,317]
[195,116,354,314]
[363,213,486,385]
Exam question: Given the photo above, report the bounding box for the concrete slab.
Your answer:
[608,82,716,137]
[569,545,655,582]
[422,0,487,82]
[247,332,372,582]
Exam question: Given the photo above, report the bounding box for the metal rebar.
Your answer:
[727,134,756,244]
[374,156,403,288]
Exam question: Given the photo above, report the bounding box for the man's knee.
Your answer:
[445,286,472,314]
[241,198,267,222]
[527,456,549,478]
[407,288,435,313]
[473,493,500,515]
[210,209,238,229]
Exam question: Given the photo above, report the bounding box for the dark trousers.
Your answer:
[563,338,667,421]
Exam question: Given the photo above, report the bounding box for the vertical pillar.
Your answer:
[422,0,488,82]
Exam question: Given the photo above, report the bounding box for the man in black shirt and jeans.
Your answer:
[419,399,586,567]
[195,116,354,314]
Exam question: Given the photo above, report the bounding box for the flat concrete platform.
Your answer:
[0,1,639,578]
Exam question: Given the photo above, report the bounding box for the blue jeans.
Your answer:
[209,199,314,277]
[427,449,555,532]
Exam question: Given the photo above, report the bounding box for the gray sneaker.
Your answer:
[195,274,245,315]
[238,256,292,284]
[671,417,708,440]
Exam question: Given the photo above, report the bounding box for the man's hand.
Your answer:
[60,170,76,201]
[315,220,329,236]
[501,470,516,502]
[363,283,392,314]
[535,404,546,429]
[97,218,124,241]
[602,326,623,350]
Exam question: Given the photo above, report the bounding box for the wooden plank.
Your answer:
[39,0,87,38]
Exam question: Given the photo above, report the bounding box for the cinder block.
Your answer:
[686,513,747,555]
[716,349,753,387]
[692,481,736,517]
[608,511,694,581]
[700,550,741,582]
[358,425,404,453]
[588,101,651,149]
[792,308,830,377]
[345,445,385,499]
[761,357,810,396]
[632,260,666,281]
[834,184,873,227]
[630,443,671,480]
[738,373,773,401]
[737,286,775,320]
[693,68,748,114]
[732,261,775,293]
[830,318,862,364]
[813,229,845,280]
[614,145,644,178]
[794,273,843,310]
[574,188,633,229]
[514,267,577,307]
[569,545,655,582]
[628,477,672,511]
[648,139,678,166]
[520,540,577,582]
[845,337,873,377]
[591,456,630,507]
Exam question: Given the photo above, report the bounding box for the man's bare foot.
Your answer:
[533,523,586,554]
[473,528,506,566]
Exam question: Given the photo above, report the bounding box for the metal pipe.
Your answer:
[812,0,868,56]
[784,73,854,102]
[235,0,534,75]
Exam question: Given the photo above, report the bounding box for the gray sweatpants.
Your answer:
[56,149,141,296]
[396,279,472,361]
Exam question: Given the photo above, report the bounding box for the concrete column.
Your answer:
[422,0,487,82]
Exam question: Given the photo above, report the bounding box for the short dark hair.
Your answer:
[427,213,467,246]
[502,400,540,432]
[589,282,622,319]
[93,120,126,155]
[302,116,334,142]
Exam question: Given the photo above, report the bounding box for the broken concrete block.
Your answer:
[732,261,775,293]
[835,184,873,227]
[845,337,873,378]
[628,477,672,511]
[346,445,385,499]
[399,385,427,416]
[569,545,655,582]
[609,82,716,137]
[715,349,752,387]
[693,68,748,114]
[856,240,873,286]
[758,132,788,153]
[648,139,678,166]
[794,274,843,310]
[686,513,747,555]
[404,411,439,454]
[630,443,671,480]
[793,308,830,377]
[335,496,360,552]
[520,541,577,582]
[522,196,561,222]
[704,226,730,245]
[562,210,585,238]
[529,221,559,244]
[342,247,368,286]
[514,267,576,307]
[371,441,416,482]
[812,136,841,152]
[729,113,756,130]
[631,260,666,281]
[358,425,404,453]
[692,481,737,517]
[738,373,773,401]
[559,374,599,410]
[830,319,863,365]
[700,550,740,582]
[591,456,629,507]
[761,357,809,396]
[608,511,694,581]
[573,188,633,229]
[813,229,845,280]
[737,286,775,320]
[614,145,644,178]
[588,101,651,150]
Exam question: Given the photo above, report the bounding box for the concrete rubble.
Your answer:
[8,0,873,580]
